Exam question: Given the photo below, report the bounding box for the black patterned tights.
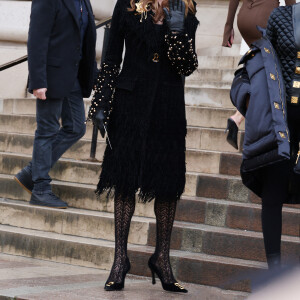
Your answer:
[151,199,177,283]
[106,194,135,283]
[106,195,177,284]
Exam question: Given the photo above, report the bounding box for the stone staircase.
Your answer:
[0,54,299,295]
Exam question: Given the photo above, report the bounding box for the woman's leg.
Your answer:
[230,110,244,127]
[260,161,289,269]
[151,198,177,283]
[106,193,135,285]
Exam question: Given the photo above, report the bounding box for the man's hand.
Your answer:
[33,88,47,100]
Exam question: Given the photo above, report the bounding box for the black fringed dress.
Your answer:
[88,0,199,202]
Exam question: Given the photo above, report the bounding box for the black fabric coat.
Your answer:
[27,0,97,98]
[88,0,199,202]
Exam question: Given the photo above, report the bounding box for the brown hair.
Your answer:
[129,0,196,23]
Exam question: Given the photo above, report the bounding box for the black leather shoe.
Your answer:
[30,192,68,209]
[148,256,188,293]
[225,118,239,150]
[14,168,34,194]
[104,258,131,291]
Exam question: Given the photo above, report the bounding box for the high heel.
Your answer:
[225,118,239,150]
[148,257,188,293]
[104,258,131,291]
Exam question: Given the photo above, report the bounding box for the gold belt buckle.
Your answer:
[152,53,159,63]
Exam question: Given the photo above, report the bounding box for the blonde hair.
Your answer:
[129,0,196,23]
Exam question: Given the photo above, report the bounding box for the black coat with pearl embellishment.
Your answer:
[88,0,199,202]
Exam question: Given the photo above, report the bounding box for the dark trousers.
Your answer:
[260,161,289,256]
[26,79,86,193]
[260,104,300,257]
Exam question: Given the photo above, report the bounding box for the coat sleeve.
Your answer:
[222,0,239,47]
[87,0,125,121]
[165,11,199,76]
[27,0,57,90]
[230,67,250,117]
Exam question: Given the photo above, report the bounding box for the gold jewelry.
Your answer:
[135,2,150,22]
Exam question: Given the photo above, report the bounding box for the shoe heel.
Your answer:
[150,268,156,285]
[225,125,229,133]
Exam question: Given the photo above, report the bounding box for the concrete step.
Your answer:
[178,197,300,238]
[185,87,234,108]
[0,131,105,161]
[0,125,242,157]
[0,172,199,207]
[0,224,265,292]
[0,254,247,300]
[186,68,235,85]
[186,106,244,130]
[197,44,242,58]
[194,172,258,204]
[3,170,299,227]
[1,87,236,119]
[197,56,241,70]
[0,199,298,263]
[0,106,243,131]
[0,150,241,183]
[0,98,91,116]
[0,167,259,206]
[187,127,243,152]
[1,160,298,237]
[0,198,150,246]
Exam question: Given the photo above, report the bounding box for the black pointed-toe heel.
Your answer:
[148,258,188,293]
[225,118,239,150]
[104,259,131,291]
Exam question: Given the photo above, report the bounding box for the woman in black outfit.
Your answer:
[88,0,198,292]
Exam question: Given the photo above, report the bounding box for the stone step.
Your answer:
[197,44,242,58]
[0,125,242,157]
[0,131,105,161]
[0,224,265,292]
[186,68,235,85]
[187,127,243,152]
[0,98,91,116]
[0,172,199,207]
[0,105,243,131]
[0,87,236,119]
[195,172,258,204]
[0,150,241,185]
[197,56,241,70]
[186,106,244,130]
[185,87,234,108]
[2,170,299,230]
[0,199,298,263]
[0,170,256,206]
[0,198,150,246]
[178,197,300,238]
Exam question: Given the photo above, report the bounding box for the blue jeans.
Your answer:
[26,80,86,193]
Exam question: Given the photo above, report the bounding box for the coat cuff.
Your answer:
[165,32,198,76]
[87,62,120,123]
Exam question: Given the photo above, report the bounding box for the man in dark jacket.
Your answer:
[14,0,98,208]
